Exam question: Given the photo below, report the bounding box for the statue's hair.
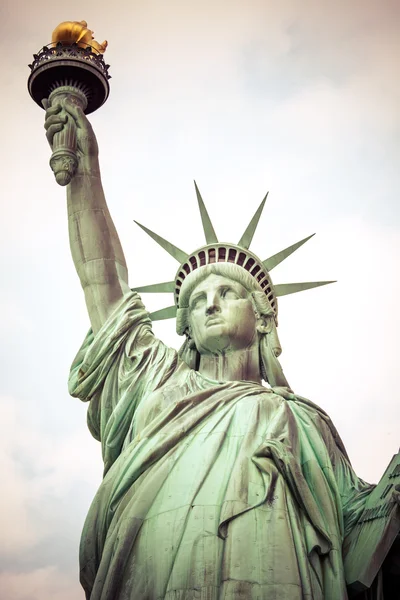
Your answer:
[175,263,290,387]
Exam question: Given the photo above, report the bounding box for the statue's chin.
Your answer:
[198,338,233,356]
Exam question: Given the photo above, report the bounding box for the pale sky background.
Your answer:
[0,1,399,598]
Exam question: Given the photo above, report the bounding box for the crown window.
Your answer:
[190,256,198,270]
[228,249,237,263]
[244,258,255,271]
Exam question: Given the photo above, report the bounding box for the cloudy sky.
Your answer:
[1,1,399,598]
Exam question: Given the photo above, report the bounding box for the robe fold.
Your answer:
[69,292,374,600]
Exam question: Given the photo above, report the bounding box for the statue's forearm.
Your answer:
[67,165,130,333]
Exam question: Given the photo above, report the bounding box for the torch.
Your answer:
[27,20,110,186]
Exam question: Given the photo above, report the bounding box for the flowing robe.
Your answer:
[69,292,373,600]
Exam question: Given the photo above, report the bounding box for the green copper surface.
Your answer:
[343,452,400,592]
[275,280,336,296]
[149,305,177,321]
[68,293,399,599]
[194,181,218,244]
[237,192,268,248]
[263,233,315,271]
[40,95,399,599]
[131,191,337,324]
[134,281,175,293]
[134,220,188,263]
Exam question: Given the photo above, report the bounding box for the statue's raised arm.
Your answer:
[44,98,130,333]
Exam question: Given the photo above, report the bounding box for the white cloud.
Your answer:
[0,396,101,560]
[0,399,43,556]
[0,567,81,600]
[0,299,34,334]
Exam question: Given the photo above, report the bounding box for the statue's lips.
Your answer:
[205,317,224,327]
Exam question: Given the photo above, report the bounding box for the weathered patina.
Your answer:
[33,25,400,599]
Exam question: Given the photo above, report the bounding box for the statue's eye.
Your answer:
[221,287,238,299]
[190,294,206,310]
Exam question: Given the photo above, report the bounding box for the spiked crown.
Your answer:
[134,183,334,324]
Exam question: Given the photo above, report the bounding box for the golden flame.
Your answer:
[51,20,108,54]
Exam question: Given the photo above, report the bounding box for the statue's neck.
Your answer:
[198,345,261,384]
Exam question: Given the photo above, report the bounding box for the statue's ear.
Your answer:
[256,314,274,335]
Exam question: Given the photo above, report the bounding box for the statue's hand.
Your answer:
[43,97,99,174]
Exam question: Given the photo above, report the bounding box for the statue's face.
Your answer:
[188,274,258,355]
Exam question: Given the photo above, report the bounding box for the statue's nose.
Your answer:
[206,300,221,315]
[205,290,221,315]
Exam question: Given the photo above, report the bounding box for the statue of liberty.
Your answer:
[42,89,399,599]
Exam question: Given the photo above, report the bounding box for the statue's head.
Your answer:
[177,263,273,348]
[175,262,284,384]
[133,183,334,386]
[185,271,259,355]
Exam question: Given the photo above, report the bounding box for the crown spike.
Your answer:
[237,192,268,249]
[263,234,316,272]
[134,221,188,263]
[149,305,177,321]
[274,281,336,297]
[194,181,218,244]
[133,281,175,293]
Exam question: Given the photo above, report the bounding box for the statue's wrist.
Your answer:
[79,155,101,177]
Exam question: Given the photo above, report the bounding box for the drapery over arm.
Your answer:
[287,393,374,538]
[68,291,178,473]
[334,450,374,537]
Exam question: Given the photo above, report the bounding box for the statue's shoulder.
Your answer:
[272,387,350,460]
[298,395,350,461]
